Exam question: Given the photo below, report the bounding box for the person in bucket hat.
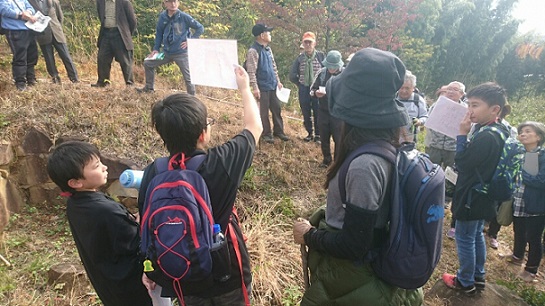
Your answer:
[293,48,422,305]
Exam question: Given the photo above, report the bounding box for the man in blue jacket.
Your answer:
[138,0,203,95]
[0,0,38,91]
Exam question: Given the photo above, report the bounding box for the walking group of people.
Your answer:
[0,0,202,93]
[4,3,540,303]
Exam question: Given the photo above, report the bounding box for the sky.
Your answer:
[512,0,545,35]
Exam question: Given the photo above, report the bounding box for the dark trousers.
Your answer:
[97,28,133,84]
[318,107,341,163]
[513,215,545,274]
[298,84,319,136]
[259,90,284,136]
[487,217,501,239]
[40,38,78,82]
[6,30,38,85]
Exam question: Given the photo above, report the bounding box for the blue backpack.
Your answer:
[140,153,214,301]
[474,125,524,202]
[339,141,445,289]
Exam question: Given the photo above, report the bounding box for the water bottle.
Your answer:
[211,224,231,282]
[119,169,144,189]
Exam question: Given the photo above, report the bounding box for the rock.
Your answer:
[12,154,50,186]
[47,263,87,293]
[27,183,63,207]
[0,170,25,233]
[101,154,139,179]
[18,127,52,156]
[0,141,14,166]
[107,180,138,199]
[426,278,528,306]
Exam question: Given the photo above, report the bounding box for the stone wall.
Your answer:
[0,127,140,233]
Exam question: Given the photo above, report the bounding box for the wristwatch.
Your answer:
[17,13,23,20]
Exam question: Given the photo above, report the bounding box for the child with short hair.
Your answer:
[47,141,152,306]
[442,82,509,295]
[138,66,262,305]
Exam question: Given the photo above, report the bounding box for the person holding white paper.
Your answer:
[245,23,289,143]
[0,0,38,91]
[310,50,344,168]
[510,121,545,282]
[138,0,203,94]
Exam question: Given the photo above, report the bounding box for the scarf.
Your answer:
[304,50,316,86]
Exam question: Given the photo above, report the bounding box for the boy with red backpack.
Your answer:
[138,66,262,305]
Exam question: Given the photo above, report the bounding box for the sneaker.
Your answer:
[314,135,321,143]
[489,238,499,249]
[303,134,313,142]
[274,133,290,141]
[517,270,538,283]
[474,277,486,291]
[506,255,524,266]
[137,87,154,93]
[27,79,37,86]
[262,135,274,143]
[442,273,476,296]
[446,228,456,240]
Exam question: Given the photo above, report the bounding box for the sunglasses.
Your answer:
[207,118,216,126]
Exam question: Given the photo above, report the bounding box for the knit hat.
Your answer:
[327,48,409,129]
[322,50,344,70]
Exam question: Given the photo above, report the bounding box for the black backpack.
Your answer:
[339,141,445,289]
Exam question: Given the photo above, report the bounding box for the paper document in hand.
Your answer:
[445,166,458,185]
[523,152,539,176]
[424,96,468,139]
[144,52,165,61]
[187,39,238,90]
[25,11,50,33]
[276,87,290,103]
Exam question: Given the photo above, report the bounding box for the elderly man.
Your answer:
[289,32,325,142]
[397,70,428,143]
[245,23,289,144]
[425,81,466,168]
[92,0,137,87]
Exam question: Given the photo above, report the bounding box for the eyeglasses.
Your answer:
[446,87,462,93]
[207,118,216,126]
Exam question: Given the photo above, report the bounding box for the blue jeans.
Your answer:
[455,219,486,287]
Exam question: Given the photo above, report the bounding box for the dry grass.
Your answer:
[0,54,544,306]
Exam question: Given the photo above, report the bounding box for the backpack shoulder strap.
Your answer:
[316,51,325,63]
[338,141,396,204]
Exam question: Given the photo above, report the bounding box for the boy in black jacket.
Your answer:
[47,141,152,306]
[442,82,508,295]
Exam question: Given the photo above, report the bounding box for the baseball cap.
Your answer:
[302,32,316,42]
[252,24,274,37]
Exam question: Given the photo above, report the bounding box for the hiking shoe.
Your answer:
[91,82,109,88]
[52,76,61,84]
[446,228,456,240]
[16,83,27,91]
[262,135,274,143]
[442,273,476,296]
[274,133,290,141]
[137,87,154,93]
[506,255,524,266]
[303,134,313,142]
[517,270,538,283]
[489,238,499,249]
[314,135,321,143]
[474,277,486,291]
[27,79,37,86]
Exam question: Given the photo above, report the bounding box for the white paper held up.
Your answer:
[424,96,468,139]
[276,87,291,103]
[187,39,238,90]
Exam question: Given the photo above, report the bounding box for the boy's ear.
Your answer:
[197,130,207,143]
[67,178,83,189]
